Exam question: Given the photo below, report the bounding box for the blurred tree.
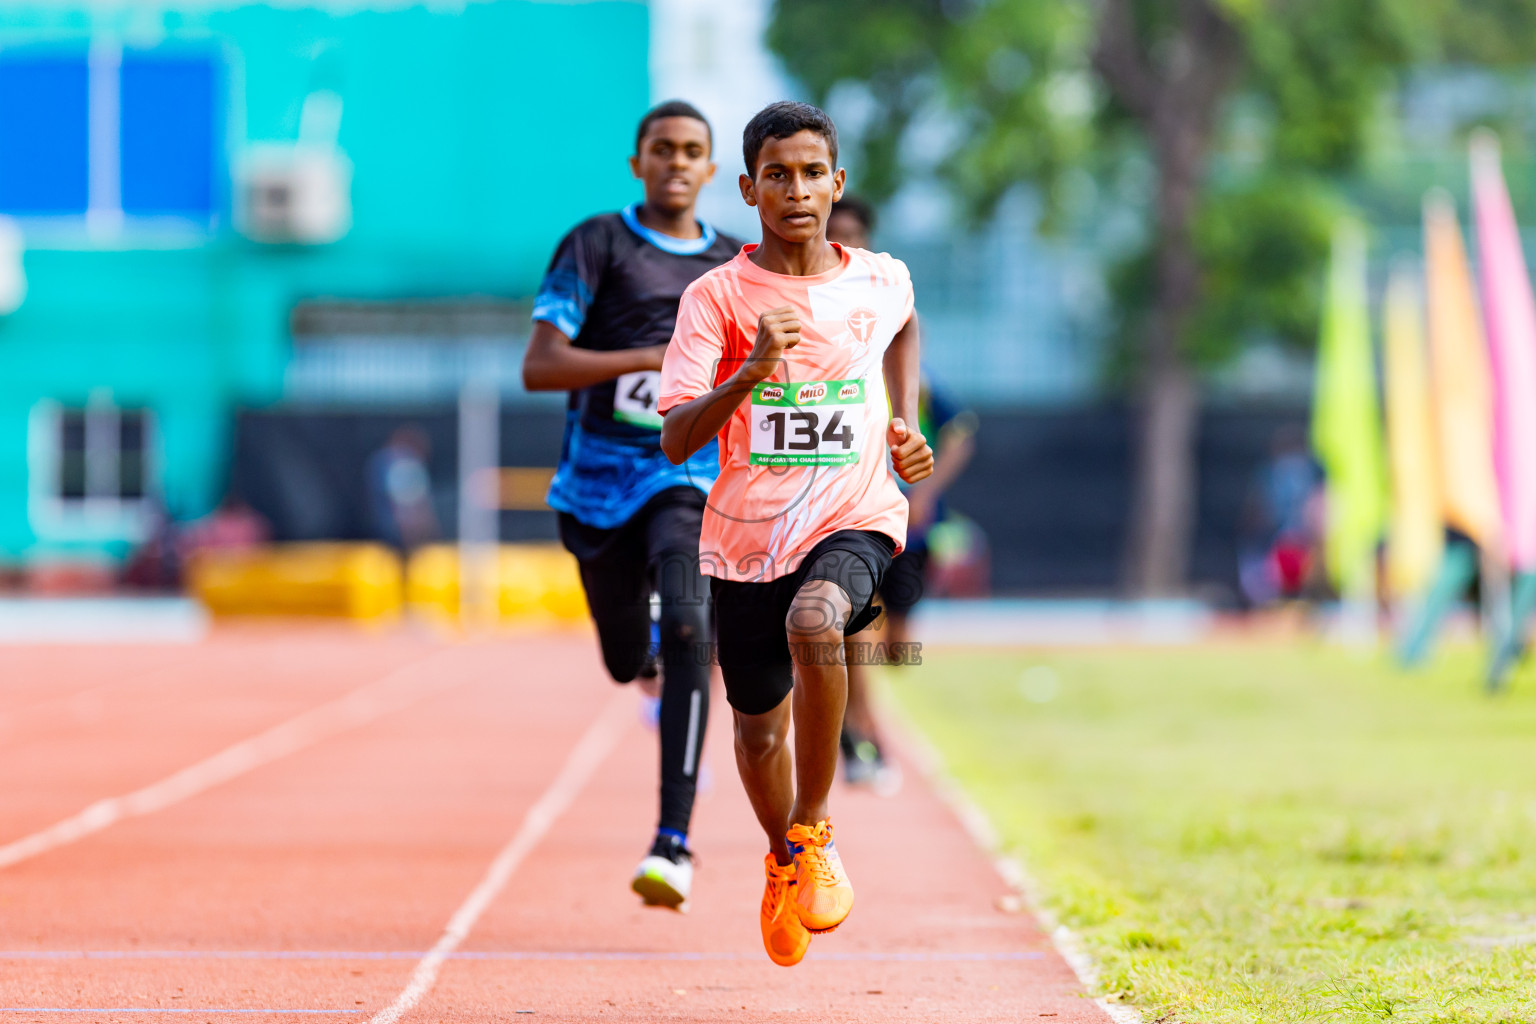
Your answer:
[768,0,1536,594]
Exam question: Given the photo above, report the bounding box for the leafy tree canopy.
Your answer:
[769,0,1536,368]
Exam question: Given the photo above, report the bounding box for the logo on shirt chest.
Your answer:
[846,307,879,345]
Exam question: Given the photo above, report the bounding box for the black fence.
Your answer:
[231,405,1307,602]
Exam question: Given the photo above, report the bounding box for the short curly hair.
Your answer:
[636,100,712,154]
[742,101,838,176]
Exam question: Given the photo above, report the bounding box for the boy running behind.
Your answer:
[658,102,933,966]
[523,101,740,911]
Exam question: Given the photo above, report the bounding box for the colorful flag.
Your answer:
[1472,130,1536,571]
[1312,220,1387,596]
[1424,190,1504,549]
[1383,260,1443,595]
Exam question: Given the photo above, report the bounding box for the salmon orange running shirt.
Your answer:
[659,243,914,582]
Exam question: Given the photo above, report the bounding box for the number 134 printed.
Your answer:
[749,379,866,467]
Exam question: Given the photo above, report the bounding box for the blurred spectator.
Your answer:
[181,495,271,554]
[367,426,440,550]
[121,500,185,591]
[145,494,273,593]
[1238,426,1324,606]
[926,513,990,598]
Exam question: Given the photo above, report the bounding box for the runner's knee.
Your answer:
[597,637,650,683]
[657,593,708,649]
[786,580,851,646]
[734,711,786,762]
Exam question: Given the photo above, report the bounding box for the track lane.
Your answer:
[1,633,614,1016]
[431,669,1110,1022]
[368,691,632,1024]
[0,631,445,841]
[3,630,1112,1023]
[0,646,470,871]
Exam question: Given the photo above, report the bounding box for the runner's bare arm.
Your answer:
[885,313,934,483]
[521,320,668,391]
[660,306,800,463]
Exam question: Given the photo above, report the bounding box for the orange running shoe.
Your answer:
[786,819,854,933]
[760,854,811,966]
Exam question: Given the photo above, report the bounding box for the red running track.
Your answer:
[0,625,1113,1023]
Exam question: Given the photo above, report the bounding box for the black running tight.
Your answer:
[562,489,712,837]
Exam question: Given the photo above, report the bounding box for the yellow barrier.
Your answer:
[187,541,585,625]
[187,543,404,621]
[405,543,588,624]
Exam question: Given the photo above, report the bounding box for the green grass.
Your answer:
[891,641,1536,1023]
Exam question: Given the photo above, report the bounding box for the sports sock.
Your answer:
[649,829,691,862]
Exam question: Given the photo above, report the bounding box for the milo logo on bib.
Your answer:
[749,378,867,467]
[796,382,828,405]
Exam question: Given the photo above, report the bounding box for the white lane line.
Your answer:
[368,691,632,1024]
[0,649,465,872]
[881,701,1143,1024]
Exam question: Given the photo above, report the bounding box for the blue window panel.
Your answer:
[121,51,219,218]
[0,53,89,215]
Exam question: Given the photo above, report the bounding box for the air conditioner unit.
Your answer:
[237,143,352,245]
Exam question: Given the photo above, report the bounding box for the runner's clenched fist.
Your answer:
[888,417,933,484]
[739,306,800,383]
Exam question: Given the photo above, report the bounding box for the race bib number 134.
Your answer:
[750,379,865,466]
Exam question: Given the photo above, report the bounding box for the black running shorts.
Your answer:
[557,486,709,683]
[710,529,897,716]
[556,485,705,568]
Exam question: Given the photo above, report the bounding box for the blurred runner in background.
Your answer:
[367,426,440,551]
[522,101,741,911]
[1237,425,1324,607]
[827,197,977,793]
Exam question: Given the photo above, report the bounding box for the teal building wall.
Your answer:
[0,0,650,561]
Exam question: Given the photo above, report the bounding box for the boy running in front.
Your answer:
[658,102,933,966]
[522,101,740,911]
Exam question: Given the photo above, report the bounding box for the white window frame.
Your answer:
[27,395,157,543]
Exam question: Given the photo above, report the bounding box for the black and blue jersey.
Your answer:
[533,204,742,528]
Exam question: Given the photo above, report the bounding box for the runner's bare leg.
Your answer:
[786,579,853,827]
[733,701,795,865]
